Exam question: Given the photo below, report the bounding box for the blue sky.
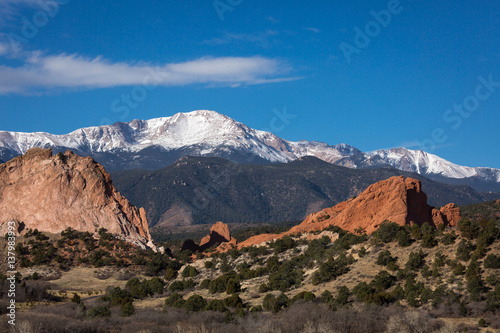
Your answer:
[0,0,499,168]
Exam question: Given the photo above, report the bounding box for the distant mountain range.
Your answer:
[110,156,499,228]
[1,110,499,192]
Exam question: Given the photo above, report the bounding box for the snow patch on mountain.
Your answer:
[1,110,499,185]
[365,148,479,179]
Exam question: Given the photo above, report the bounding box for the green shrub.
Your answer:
[396,230,412,247]
[209,272,237,294]
[370,270,396,292]
[484,254,500,269]
[465,259,481,280]
[269,236,297,253]
[87,305,111,318]
[108,287,132,306]
[485,274,499,286]
[352,282,373,302]
[467,276,485,301]
[336,285,350,306]
[410,224,422,240]
[183,295,207,312]
[182,265,198,278]
[217,294,240,310]
[250,305,263,313]
[276,293,289,309]
[204,260,215,269]
[319,290,333,304]
[333,232,367,250]
[433,251,446,267]
[390,285,404,300]
[258,283,269,293]
[165,293,184,308]
[452,262,466,276]
[120,300,135,317]
[206,299,227,312]
[168,279,194,292]
[200,279,211,289]
[263,294,279,313]
[421,233,438,248]
[291,291,316,303]
[486,284,500,310]
[226,278,241,294]
[71,293,81,304]
[376,250,396,266]
[456,239,474,262]
[267,260,303,292]
[404,277,424,307]
[373,222,401,243]
[165,268,177,281]
[457,219,480,240]
[405,250,426,271]
[441,232,457,245]
[311,254,349,285]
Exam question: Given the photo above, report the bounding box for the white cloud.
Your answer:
[304,27,321,33]
[0,50,300,94]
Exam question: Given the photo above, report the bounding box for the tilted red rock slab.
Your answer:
[237,176,460,249]
[0,148,153,249]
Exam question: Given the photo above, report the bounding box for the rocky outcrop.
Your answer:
[431,203,461,227]
[238,176,460,248]
[181,221,236,252]
[199,221,233,247]
[0,148,154,249]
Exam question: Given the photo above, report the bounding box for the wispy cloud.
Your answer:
[0,0,40,23]
[0,42,7,56]
[202,30,279,47]
[304,27,321,33]
[0,49,300,94]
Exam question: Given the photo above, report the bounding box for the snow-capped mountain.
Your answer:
[1,110,499,191]
[0,110,359,167]
[335,148,500,191]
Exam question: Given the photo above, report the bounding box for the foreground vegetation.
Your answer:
[1,201,499,332]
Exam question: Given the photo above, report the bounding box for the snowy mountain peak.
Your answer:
[0,110,499,191]
[364,148,479,179]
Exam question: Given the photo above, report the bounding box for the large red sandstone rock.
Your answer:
[181,221,236,252]
[432,203,461,227]
[200,221,232,247]
[0,148,154,249]
[238,176,460,249]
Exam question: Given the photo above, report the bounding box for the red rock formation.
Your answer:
[181,221,236,252]
[238,176,460,249]
[431,203,461,227]
[0,148,154,249]
[200,221,232,247]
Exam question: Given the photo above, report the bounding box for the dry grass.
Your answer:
[48,267,146,295]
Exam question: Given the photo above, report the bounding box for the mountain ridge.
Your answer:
[1,110,499,191]
[110,155,498,228]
